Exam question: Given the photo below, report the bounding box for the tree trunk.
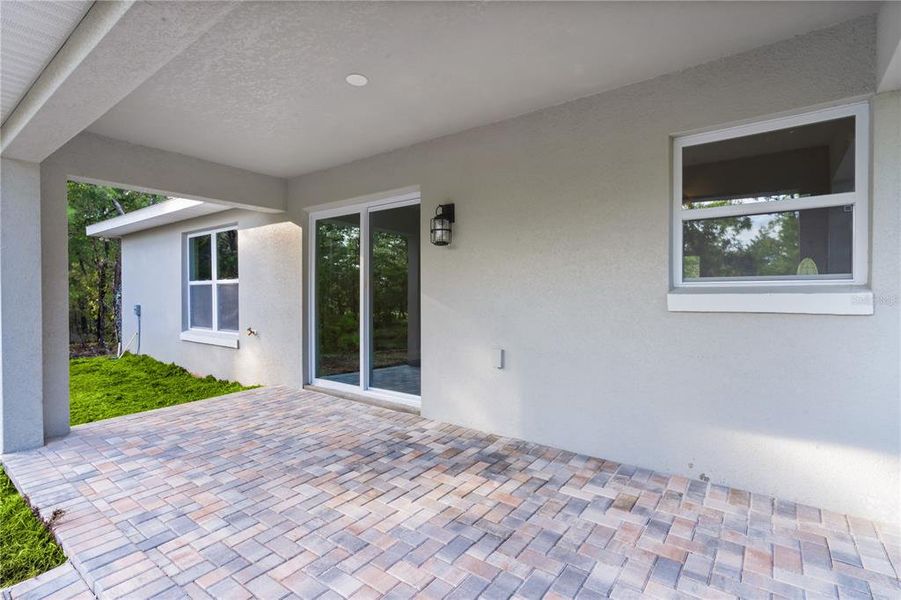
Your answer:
[75,257,89,345]
[78,299,88,345]
[113,243,122,347]
[95,240,109,349]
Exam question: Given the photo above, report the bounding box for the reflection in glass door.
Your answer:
[369,204,420,395]
[315,214,360,385]
[312,196,421,401]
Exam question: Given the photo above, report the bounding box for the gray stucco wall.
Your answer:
[120,209,302,388]
[284,17,900,522]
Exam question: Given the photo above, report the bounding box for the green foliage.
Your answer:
[0,467,66,587]
[69,354,256,426]
[216,230,238,280]
[315,220,413,373]
[68,182,164,350]
[371,231,410,357]
[316,221,361,370]
[683,214,753,278]
[747,212,800,276]
[683,211,801,278]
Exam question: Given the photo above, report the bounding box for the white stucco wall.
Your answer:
[119,209,302,388]
[284,17,900,523]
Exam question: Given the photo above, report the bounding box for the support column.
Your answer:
[0,158,44,452]
[41,165,70,439]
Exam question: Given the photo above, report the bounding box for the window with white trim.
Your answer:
[672,103,868,288]
[186,228,239,332]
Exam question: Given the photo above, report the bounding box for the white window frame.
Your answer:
[671,102,869,290]
[183,226,239,345]
[307,189,421,409]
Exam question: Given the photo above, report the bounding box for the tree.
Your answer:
[371,230,409,366]
[68,183,164,352]
[746,212,800,276]
[682,215,752,278]
[683,210,802,279]
[315,220,361,372]
[314,220,413,373]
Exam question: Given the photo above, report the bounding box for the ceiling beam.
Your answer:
[1,1,237,162]
[47,132,287,213]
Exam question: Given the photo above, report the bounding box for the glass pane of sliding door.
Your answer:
[312,199,420,400]
[315,214,360,385]
[369,204,420,395]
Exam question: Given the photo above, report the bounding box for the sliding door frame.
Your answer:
[308,190,421,408]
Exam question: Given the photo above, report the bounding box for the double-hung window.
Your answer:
[187,227,239,333]
[670,102,871,314]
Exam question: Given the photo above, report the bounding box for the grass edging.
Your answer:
[0,466,66,588]
[70,353,257,426]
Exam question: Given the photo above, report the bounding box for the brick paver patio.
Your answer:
[2,562,93,599]
[2,387,899,599]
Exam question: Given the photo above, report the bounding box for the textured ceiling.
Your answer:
[85,1,878,178]
[0,0,92,124]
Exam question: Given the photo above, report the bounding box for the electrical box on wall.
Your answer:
[495,348,505,369]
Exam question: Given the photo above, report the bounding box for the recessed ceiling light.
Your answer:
[345,73,369,87]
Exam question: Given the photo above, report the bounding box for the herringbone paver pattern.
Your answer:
[2,387,898,599]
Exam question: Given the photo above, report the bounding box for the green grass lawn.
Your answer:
[0,468,66,587]
[0,353,254,588]
[70,353,255,426]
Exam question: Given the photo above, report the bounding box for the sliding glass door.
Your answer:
[314,213,361,385]
[369,204,421,395]
[312,195,420,402]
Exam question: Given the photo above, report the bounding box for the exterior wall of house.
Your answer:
[286,17,901,523]
[119,209,302,388]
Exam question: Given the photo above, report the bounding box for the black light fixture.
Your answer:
[430,203,455,246]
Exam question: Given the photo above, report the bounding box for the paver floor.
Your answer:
[2,387,899,599]
[1,562,93,600]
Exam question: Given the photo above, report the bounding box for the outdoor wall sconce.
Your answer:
[430,203,455,246]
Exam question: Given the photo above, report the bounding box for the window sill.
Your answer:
[667,286,873,315]
[180,330,240,348]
